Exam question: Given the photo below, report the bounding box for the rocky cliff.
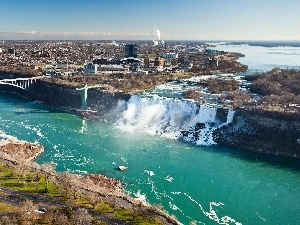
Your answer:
[213,109,300,158]
[27,80,130,121]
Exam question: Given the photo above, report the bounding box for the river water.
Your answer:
[0,42,300,225]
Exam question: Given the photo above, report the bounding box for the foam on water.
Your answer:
[134,190,148,205]
[116,95,234,145]
[171,192,242,225]
[165,175,174,182]
[144,170,155,176]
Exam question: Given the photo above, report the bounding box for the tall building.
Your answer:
[125,44,137,58]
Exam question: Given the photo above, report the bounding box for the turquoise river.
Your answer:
[0,42,300,225]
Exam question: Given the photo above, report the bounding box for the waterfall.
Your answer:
[116,95,234,146]
[226,110,235,124]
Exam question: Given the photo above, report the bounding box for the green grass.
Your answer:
[0,164,169,225]
[0,201,17,212]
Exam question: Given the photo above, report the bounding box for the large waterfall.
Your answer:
[116,95,235,146]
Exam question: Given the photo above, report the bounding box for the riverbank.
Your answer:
[0,130,44,161]
[0,132,180,225]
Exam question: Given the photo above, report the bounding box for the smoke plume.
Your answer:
[151,27,163,46]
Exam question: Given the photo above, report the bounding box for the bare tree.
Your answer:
[18,200,38,225]
[0,215,17,225]
[14,156,28,184]
[85,193,100,209]
[59,172,73,197]
[40,162,55,193]
[131,201,143,221]
[52,210,71,225]
[73,208,93,225]
[30,162,41,191]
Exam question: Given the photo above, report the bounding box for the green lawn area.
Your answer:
[0,201,17,212]
[0,163,169,225]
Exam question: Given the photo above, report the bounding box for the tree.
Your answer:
[85,193,100,209]
[131,202,143,221]
[73,208,93,225]
[14,155,28,184]
[30,162,41,191]
[0,216,17,225]
[52,210,71,225]
[18,200,38,225]
[59,172,73,198]
[40,162,56,193]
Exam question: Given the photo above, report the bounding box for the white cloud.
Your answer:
[0,31,152,40]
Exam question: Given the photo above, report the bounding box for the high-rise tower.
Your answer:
[125,44,137,58]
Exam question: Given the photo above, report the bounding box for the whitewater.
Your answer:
[116,95,234,145]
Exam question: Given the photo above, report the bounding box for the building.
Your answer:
[153,57,165,72]
[98,64,127,74]
[125,44,137,58]
[154,57,164,67]
[143,57,149,68]
[162,52,178,59]
[7,48,15,55]
[84,62,98,74]
[162,52,178,66]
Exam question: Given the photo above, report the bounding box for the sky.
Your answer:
[0,0,299,41]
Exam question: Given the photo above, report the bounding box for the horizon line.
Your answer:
[0,39,300,42]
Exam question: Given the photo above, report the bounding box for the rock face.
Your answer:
[213,109,300,158]
[0,131,44,161]
[27,80,131,121]
[29,81,82,108]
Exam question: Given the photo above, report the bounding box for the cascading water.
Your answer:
[116,95,235,146]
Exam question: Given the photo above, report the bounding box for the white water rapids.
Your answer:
[116,95,235,145]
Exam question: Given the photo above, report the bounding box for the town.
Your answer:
[0,40,246,79]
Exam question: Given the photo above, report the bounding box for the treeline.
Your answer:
[206,78,239,93]
[49,73,195,94]
[0,202,95,225]
[247,68,300,106]
[184,78,240,96]
[183,78,253,108]
[0,66,39,77]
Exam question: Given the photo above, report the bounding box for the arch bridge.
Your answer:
[0,77,43,91]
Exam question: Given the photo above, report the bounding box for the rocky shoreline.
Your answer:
[0,130,44,161]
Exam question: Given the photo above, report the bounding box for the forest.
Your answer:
[247,68,300,109]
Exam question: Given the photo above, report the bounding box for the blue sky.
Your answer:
[0,0,299,40]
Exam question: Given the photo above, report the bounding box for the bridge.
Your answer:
[0,77,43,91]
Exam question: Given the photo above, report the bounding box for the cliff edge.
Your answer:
[213,109,300,158]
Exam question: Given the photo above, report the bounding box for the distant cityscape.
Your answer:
[0,40,226,77]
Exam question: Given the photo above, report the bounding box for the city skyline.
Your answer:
[0,0,299,41]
